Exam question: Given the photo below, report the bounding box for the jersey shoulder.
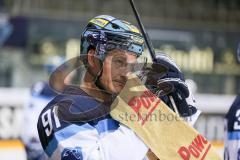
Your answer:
[37,86,110,153]
[226,96,240,131]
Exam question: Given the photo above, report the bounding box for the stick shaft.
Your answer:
[129,0,156,62]
[169,96,180,115]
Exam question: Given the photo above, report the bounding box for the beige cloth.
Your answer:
[110,75,221,160]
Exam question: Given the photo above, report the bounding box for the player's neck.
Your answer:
[80,71,112,102]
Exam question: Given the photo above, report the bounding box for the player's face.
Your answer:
[100,49,137,94]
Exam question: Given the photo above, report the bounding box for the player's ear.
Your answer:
[87,49,97,67]
[87,49,94,67]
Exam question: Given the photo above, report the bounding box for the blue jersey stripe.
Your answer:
[45,123,93,157]
[45,136,58,157]
[45,118,120,157]
[228,131,240,140]
[94,118,119,134]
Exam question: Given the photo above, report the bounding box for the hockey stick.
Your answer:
[129,0,179,114]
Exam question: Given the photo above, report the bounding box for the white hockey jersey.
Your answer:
[37,86,149,160]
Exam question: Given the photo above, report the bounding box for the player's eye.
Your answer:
[113,58,126,68]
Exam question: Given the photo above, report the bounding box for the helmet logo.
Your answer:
[131,35,144,45]
[124,23,140,34]
[92,33,98,38]
[90,18,109,28]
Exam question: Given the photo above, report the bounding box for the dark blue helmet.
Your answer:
[80,15,144,61]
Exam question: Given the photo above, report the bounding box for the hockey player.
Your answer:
[37,15,149,160]
[224,43,240,160]
[225,96,240,160]
[37,15,198,160]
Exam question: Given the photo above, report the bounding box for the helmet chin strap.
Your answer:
[92,59,117,101]
[85,48,112,96]
[93,62,104,90]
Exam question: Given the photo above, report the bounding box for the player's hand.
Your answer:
[140,52,198,117]
[140,52,188,98]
